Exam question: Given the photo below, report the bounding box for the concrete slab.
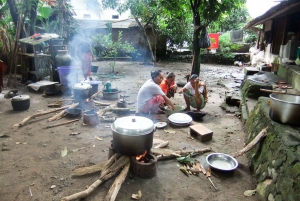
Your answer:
[244,67,259,75]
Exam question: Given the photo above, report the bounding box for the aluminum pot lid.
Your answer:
[73,82,92,90]
[111,116,154,136]
[11,94,30,101]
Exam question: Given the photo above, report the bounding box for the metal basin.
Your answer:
[164,105,185,116]
[269,94,300,126]
[206,153,238,171]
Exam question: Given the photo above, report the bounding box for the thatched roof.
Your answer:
[244,1,300,29]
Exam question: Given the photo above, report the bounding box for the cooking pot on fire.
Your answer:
[111,116,155,156]
[73,82,92,101]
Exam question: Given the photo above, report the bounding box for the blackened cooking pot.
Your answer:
[111,116,154,156]
[11,95,30,111]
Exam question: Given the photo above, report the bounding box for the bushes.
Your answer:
[215,32,242,64]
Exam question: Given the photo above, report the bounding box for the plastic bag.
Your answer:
[199,28,211,48]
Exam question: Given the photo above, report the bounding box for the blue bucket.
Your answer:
[57,66,77,86]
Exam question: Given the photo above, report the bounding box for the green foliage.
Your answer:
[244,30,258,45]
[215,32,242,64]
[90,30,137,72]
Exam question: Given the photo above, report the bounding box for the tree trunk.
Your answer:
[191,10,201,75]
[132,14,156,63]
[7,0,26,39]
[29,0,39,35]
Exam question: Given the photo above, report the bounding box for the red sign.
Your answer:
[208,33,219,49]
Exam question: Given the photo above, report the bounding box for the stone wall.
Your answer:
[245,97,300,201]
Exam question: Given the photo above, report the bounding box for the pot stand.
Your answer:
[130,152,157,179]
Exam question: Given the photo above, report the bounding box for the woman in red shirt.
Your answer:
[159,72,178,98]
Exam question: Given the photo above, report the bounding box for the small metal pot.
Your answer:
[83,109,99,125]
[73,82,92,101]
[269,94,300,126]
[102,89,119,100]
[11,95,30,111]
[111,116,154,156]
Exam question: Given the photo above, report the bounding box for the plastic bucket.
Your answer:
[57,66,77,86]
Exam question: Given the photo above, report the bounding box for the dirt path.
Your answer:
[0,62,258,201]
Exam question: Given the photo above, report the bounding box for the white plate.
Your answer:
[154,122,167,129]
[168,113,193,124]
[170,121,190,126]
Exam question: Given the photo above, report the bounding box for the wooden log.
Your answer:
[61,155,129,201]
[154,147,212,161]
[48,103,78,122]
[232,127,268,158]
[71,162,106,177]
[94,100,111,106]
[154,141,169,149]
[91,90,102,99]
[13,105,71,127]
[104,163,130,201]
[45,119,79,129]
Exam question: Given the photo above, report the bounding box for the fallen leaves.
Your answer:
[61,146,68,157]
[131,190,142,200]
[164,129,176,134]
[244,189,256,197]
[94,136,103,141]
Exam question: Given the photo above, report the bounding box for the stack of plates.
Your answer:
[168,113,193,126]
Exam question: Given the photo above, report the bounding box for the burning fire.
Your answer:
[135,151,147,162]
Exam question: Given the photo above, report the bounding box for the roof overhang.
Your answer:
[244,1,300,29]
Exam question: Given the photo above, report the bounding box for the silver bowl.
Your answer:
[206,153,238,171]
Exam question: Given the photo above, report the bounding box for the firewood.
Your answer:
[13,105,71,127]
[45,119,79,129]
[91,90,102,99]
[153,147,212,161]
[232,127,268,158]
[154,141,169,149]
[94,100,111,106]
[104,163,130,201]
[71,162,106,177]
[61,154,129,201]
[48,103,79,122]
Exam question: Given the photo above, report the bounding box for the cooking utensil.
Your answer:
[88,80,101,95]
[186,111,206,120]
[102,88,119,100]
[11,95,30,111]
[111,116,155,156]
[164,105,185,116]
[154,122,167,129]
[79,100,95,111]
[45,88,60,96]
[269,93,300,126]
[168,113,192,124]
[83,109,99,125]
[65,108,82,118]
[73,82,92,101]
[169,122,190,127]
[117,94,127,108]
[206,153,238,171]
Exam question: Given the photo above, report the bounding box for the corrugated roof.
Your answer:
[78,18,138,30]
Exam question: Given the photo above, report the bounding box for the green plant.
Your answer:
[90,30,137,73]
[215,32,242,64]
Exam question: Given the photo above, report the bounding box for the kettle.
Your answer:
[104,81,112,92]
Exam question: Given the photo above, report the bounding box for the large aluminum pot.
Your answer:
[73,82,92,101]
[111,116,154,156]
[269,94,300,126]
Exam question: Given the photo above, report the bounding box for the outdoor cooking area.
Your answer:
[0,62,260,201]
[2,0,300,200]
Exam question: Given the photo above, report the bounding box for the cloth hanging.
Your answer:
[230,30,243,43]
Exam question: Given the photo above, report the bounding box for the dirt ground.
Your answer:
[0,61,258,201]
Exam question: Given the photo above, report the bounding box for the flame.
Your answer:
[135,151,147,161]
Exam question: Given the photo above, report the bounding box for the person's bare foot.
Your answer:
[183,107,191,111]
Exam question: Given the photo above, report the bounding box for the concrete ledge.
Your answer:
[278,64,300,91]
[245,97,300,201]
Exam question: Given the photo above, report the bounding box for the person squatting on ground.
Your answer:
[137,70,175,116]
[159,72,178,98]
[77,40,94,80]
[178,74,208,112]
